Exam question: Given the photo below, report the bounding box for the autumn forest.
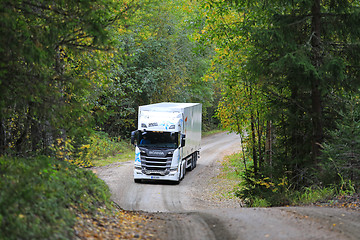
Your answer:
[1,0,360,238]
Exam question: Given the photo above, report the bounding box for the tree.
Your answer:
[321,94,360,189]
[95,0,215,138]
[200,0,360,189]
[0,0,130,155]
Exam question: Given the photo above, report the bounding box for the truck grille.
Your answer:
[141,156,172,175]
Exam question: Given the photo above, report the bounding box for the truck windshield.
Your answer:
[139,132,178,148]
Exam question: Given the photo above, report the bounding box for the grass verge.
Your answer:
[202,129,225,138]
[91,143,134,167]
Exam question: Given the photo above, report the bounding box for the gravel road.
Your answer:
[95,132,360,240]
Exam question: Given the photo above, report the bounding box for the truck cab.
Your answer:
[131,103,201,183]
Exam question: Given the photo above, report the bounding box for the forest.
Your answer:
[1,0,360,238]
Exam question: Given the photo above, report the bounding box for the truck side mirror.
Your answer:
[131,131,137,145]
[181,134,186,147]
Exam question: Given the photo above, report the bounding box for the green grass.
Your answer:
[202,129,225,137]
[0,156,113,240]
[222,152,248,180]
[291,187,336,206]
[92,147,134,167]
[75,131,135,167]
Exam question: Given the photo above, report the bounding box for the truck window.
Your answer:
[139,132,178,148]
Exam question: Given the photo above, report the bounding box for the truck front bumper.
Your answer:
[133,169,180,181]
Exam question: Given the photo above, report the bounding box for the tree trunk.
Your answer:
[311,0,324,163]
[0,119,5,155]
[251,113,258,174]
[239,133,247,169]
[265,120,272,166]
[236,114,247,169]
[256,111,263,171]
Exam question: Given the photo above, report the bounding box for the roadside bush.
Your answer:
[234,169,340,207]
[86,131,129,159]
[224,149,357,207]
[227,153,336,207]
[51,131,131,168]
[235,168,290,207]
[0,156,111,240]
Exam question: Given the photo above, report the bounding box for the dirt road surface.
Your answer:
[96,132,360,240]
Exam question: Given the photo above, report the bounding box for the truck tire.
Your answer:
[188,155,195,171]
[189,158,194,171]
[181,161,186,180]
[190,152,197,170]
[175,173,181,184]
[194,152,198,168]
[174,165,182,184]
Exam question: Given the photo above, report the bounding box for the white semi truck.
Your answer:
[131,102,202,183]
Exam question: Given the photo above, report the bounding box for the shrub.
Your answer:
[50,131,131,168]
[235,168,290,207]
[0,156,111,240]
[86,131,128,160]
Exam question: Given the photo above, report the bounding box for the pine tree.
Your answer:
[321,95,360,190]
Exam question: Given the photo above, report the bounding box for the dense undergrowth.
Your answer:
[78,132,134,167]
[0,156,112,240]
[223,152,358,208]
[52,131,134,168]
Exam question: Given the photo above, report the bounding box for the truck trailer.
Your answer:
[131,102,202,183]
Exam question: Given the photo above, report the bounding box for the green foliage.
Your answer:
[320,94,360,191]
[94,0,216,138]
[48,131,132,168]
[233,166,337,207]
[0,0,127,156]
[84,131,133,166]
[235,169,290,207]
[0,156,111,240]
[227,152,355,207]
[201,0,360,204]
[291,187,336,206]
[222,151,248,179]
[0,0,216,158]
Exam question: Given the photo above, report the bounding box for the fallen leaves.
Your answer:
[314,193,360,211]
[74,205,165,240]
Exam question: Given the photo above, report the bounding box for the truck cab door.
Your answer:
[181,134,186,147]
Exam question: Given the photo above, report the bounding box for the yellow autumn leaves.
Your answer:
[255,176,289,193]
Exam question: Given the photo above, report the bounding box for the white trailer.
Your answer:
[131,102,202,183]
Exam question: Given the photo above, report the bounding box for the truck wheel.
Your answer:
[194,152,198,168]
[189,156,195,171]
[175,165,182,184]
[190,153,197,170]
[187,158,193,171]
[175,172,181,184]
[181,161,186,180]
